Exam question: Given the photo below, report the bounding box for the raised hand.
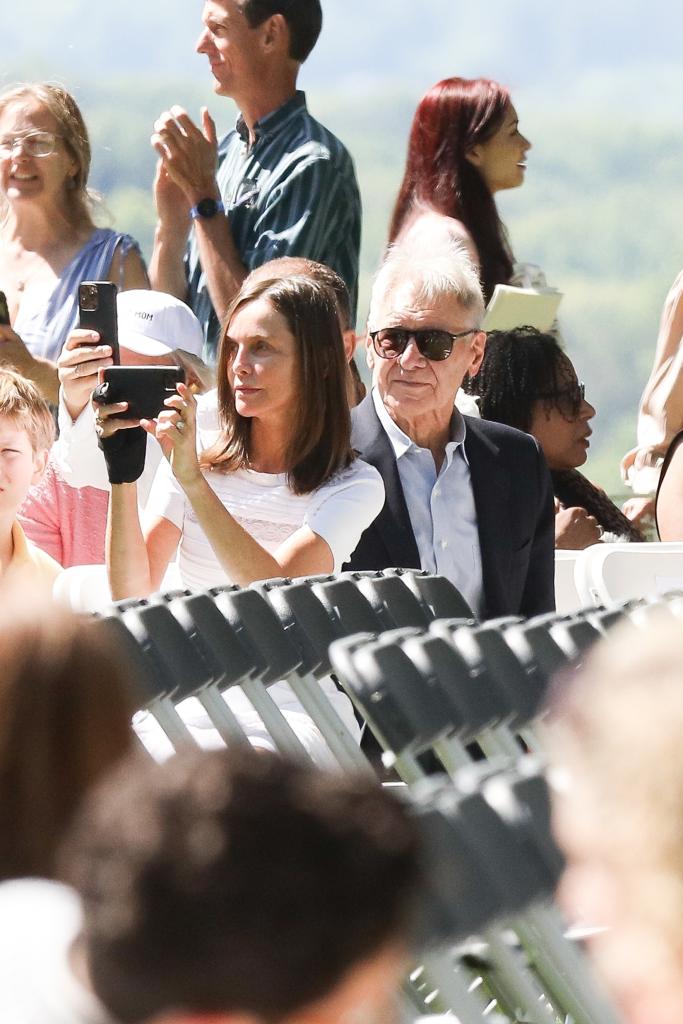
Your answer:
[151,106,219,205]
[142,381,201,488]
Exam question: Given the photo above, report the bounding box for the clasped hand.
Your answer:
[151,105,219,204]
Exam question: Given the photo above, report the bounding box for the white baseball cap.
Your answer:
[116,290,204,358]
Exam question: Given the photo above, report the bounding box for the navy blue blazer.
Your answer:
[345,396,555,619]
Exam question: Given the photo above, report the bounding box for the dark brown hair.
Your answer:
[246,256,352,331]
[0,598,137,882]
[242,0,322,62]
[202,275,354,494]
[68,749,421,1024]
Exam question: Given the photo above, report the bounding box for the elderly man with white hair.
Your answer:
[346,240,555,618]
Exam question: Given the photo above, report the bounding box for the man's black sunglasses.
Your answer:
[370,327,478,362]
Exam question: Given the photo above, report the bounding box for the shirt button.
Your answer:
[434,487,440,497]
[441,540,449,549]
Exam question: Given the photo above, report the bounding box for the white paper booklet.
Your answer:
[483,284,563,333]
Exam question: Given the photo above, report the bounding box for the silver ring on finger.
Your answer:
[176,419,186,433]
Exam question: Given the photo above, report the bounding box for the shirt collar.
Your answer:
[371,387,469,465]
[236,90,307,144]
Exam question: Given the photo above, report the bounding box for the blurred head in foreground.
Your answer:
[551,616,683,1023]
[64,748,421,1024]
[0,595,137,881]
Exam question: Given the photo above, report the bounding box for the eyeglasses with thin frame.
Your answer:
[370,326,478,362]
[537,381,586,419]
[0,131,62,158]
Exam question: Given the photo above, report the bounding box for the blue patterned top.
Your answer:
[13,228,141,363]
[185,91,361,361]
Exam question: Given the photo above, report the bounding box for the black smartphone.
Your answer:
[98,366,185,420]
[0,291,9,326]
[79,281,120,363]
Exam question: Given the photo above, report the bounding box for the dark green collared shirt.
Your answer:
[186,91,362,361]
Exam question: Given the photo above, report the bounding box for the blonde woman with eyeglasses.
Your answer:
[0,83,148,403]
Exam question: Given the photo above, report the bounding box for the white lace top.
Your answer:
[145,457,385,591]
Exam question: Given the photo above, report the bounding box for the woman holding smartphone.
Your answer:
[0,83,147,402]
[96,275,384,761]
[388,76,534,302]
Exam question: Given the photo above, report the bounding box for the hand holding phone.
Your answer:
[79,281,120,363]
[94,366,185,421]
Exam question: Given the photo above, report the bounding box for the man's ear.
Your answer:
[342,329,357,363]
[31,448,49,485]
[364,332,375,372]
[466,330,487,378]
[260,13,290,55]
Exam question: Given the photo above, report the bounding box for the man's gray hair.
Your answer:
[369,228,486,330]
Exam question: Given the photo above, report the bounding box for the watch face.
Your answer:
[196,197,220,218]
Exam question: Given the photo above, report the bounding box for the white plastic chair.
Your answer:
[554,550,582,614]
[574,542,683,607]
[53,562,183,613]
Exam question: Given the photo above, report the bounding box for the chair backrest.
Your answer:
[574,542,683,607]
[554,549,582,615]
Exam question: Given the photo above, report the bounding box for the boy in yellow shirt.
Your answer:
[0,369,60,589]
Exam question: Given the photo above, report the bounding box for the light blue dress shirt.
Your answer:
[372,389,483,614]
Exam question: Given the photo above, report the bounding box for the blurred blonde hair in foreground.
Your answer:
[551,614,683,1024]
[0,583,137,882]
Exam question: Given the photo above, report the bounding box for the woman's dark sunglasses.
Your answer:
[537,381,586,419]
[370,327,477,362]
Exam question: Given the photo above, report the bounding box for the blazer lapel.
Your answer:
[464,418,512,617]
[352,398,421,569]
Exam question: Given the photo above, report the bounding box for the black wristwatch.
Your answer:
[190,197,226,220]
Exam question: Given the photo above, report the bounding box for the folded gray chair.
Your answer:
[211,583,371,770]
[152,591,268,749]
[327,630,459,779]
[414,764,619,1024]
[99,601,210,748]
[411,770,559,1024]
[381,567,475,620]
[430,620,541,736]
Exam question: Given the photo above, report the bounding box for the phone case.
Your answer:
[101,366,185,421]
[79,281,120,362]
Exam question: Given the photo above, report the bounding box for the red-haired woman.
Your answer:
[388,76,533,302]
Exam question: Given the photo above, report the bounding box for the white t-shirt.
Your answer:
[0,879,112,1024]
[145,456,385,590]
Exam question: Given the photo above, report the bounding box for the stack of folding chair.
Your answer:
[88,569,631,1024]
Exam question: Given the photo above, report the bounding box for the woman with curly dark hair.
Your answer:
[388,76,532,303]
[468,327,645,548]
